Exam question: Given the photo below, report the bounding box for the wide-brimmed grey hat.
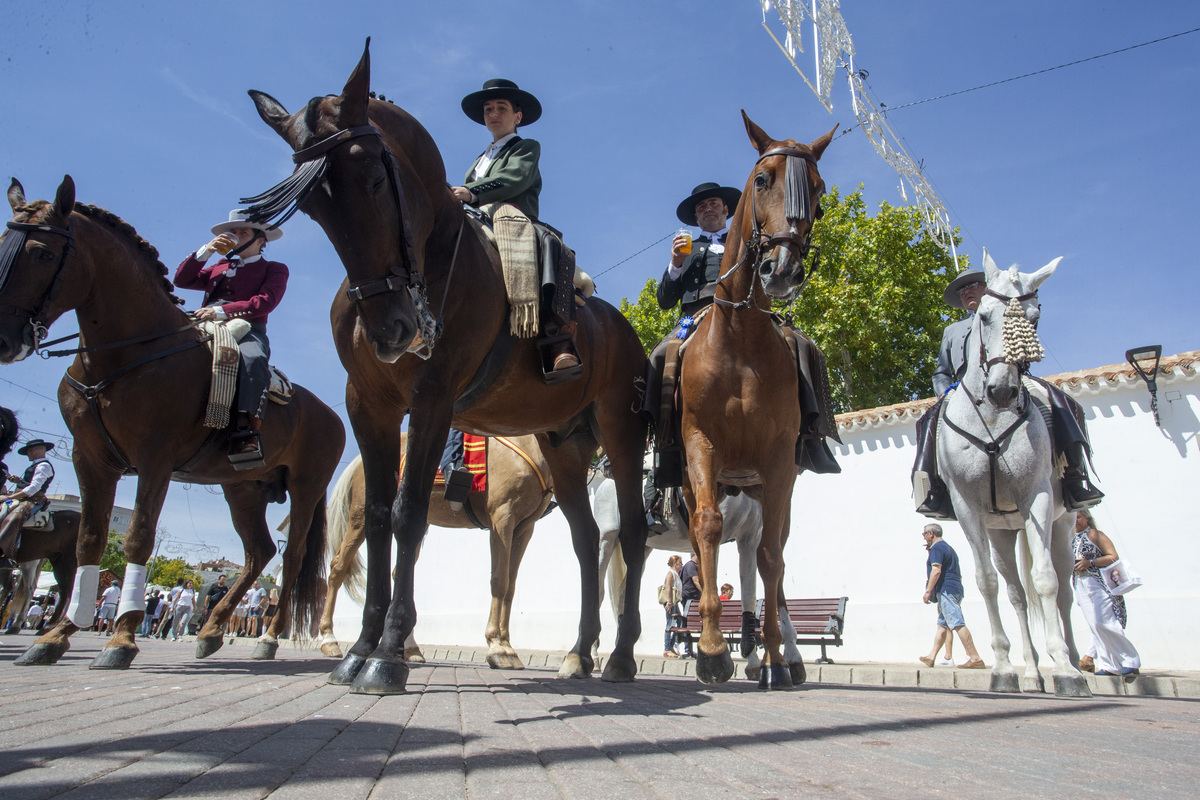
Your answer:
[676,182,742,226]
[944,269,986,310]
[461,79,542,127]
[17,438,54,455]
[211,210,283,242]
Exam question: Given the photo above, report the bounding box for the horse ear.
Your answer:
[7,178,25,213]
[51,175,75,221]
[809,124,839,160]
[741,110,774,155]
[336,37,372,125]
[249,90,292,139]
[1028,256,1061,291]
[981,247,1000,283]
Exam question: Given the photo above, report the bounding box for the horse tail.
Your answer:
[1017,527,1044,629]
[287,493,328,642]
[606,539,627,618]
[325,455,367,605]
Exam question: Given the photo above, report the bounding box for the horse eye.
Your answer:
[754,173,768,189]
[36,248,57,262]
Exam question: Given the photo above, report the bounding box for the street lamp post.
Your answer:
[1125,345,1163,427]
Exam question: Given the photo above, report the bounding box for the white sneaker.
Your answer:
[936,658,954,666]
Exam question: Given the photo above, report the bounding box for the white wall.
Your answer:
[332,355,1200,669]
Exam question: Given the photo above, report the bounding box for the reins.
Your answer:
[0,219,75,350]
[713,146,822,313]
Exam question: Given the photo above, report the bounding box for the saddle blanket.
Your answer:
[0,499,53,530]
[198,320,294,430]
[399,434,488,493]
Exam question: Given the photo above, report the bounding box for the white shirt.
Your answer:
[100,585,121,606]
[18,458,54,497]
[470,132,518,181]
[667,227,729,280]
[247,587,266,608]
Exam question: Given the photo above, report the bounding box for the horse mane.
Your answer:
[16,199,185,306]
[0,406,18,459]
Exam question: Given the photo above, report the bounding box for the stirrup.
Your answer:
[1064,476,1104,510]
[536,332,583,385]
[228,430,265,470]
[443,468,473,505]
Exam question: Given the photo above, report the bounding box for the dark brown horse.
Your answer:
[0,177,344,669]
[246,40,649,694]
[0,406,78,633]
[679,114,834,688]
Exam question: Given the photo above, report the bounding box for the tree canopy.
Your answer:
[147,555,193,588]
[617,186,964,412]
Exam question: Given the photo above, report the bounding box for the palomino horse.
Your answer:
[939,251,1088,697]
[0,177,344,669]
[678,114,835,688]
[319,434,553,668]
[245,41,648,694]
[0,406,77,633]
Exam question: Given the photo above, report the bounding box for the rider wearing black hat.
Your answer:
[0,438,56,558]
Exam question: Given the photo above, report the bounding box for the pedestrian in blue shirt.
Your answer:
[919,524,986,668]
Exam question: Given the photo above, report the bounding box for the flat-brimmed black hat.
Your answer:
[676,182,742,226]
[461,79,542,127]
[17,438,54,455]
[944,269,986,310]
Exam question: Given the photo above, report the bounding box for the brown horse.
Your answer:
[246,40,649,694]
[0,177,345,669]
[679,114,835,688]
[319,433,553,668]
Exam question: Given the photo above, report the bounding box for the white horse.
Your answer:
[938,250,1088,697]
[591,472,803,680]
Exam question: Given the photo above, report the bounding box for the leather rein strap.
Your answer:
[941,383,1031,515]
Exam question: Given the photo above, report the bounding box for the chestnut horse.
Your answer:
[319,434,553,668]
[0,177,344,669]
[246,40,648,694]
[680,114,835,688]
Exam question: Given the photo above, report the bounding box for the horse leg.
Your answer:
[1051,512,1082,669]
[493,513,537,670]
[90,470,168,670]
[352,406,448,696]
[755,494,795,690]
[330,398,401,686]
[685,450,733,685]
[319,516,364,658]
[954,511,1019,692]
[46,548,76,630]
[1025,496,1090,697]
[484,511,516,670]
[738,511,764,680]
[2,560,38,635]
[989,531,1044,692]
[538,434,603,680]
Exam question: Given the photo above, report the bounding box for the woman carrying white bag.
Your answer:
[1072,510,1141,676]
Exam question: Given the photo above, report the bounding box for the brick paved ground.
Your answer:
[1,633,1197,799]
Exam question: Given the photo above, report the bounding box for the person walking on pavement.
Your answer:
[919,523,985,668]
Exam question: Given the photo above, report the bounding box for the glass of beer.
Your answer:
[214,233,237,255]
[676,227,693,255]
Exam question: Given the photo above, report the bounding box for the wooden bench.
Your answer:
[757,596,848,664]
[669,602,753,651]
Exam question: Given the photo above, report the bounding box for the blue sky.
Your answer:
[2,1,1197,561]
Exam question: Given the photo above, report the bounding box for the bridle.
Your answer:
[0,218,75,351]
[714,146,823,312]
[975,287,1041,377]
[240,122,441,354]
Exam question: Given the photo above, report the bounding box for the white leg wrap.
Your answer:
[67,565,100,628]
[117,564,148,618]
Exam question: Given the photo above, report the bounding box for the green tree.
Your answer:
[783,186,963,411]
[617,279,678,354]
[99,530,127,581]
[147,555,192,587]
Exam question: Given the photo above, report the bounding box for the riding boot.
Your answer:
[643,472,668,533]
[1062,442,1104,509]
[228,413,264,469]
[0,500,33,558]
[443,468,473,506]
[796,434,841,475]
[912,401,956,520]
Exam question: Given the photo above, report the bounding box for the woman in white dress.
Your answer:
[1072,510,1140,676]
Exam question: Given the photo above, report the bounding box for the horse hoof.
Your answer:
[486,652,507,670]
[349,656,410,695]
[758,662,794,690]
[696,649,735,685]
[14,642,68,666]
[506,653,525,670]
[745,664,762,682]
[989,672,1021,693]
[557,653,594,679]
[194,635,224,659]
[328,652,368,685]
[1021,675,1046,693]
[1053,674,1092,698]
[404,647,426,663]
[601,652,637,683]
[789,660,807,686]
[89,645,138,670]
[250,641,279,661]
[320,641,344,658]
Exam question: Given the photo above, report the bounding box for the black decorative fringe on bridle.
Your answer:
[238,156,329,229]
[783,154,811,225]
[0,224,25,294]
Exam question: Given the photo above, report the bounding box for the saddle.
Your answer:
[24,507,53,531]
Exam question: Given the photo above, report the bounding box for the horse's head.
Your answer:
[738,112,836,300]
[0,176,77,363]
[976,248,1060,408]
[248,39,433,363]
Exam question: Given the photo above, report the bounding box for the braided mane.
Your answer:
[16,200,184,305]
